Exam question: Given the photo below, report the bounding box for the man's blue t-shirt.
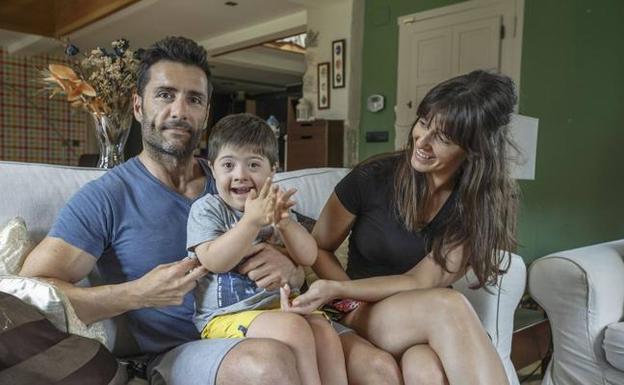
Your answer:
[49,157,216,353]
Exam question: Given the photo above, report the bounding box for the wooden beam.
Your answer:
[54,0,141,37]
[0,0,139,40]
[0,0,55,37]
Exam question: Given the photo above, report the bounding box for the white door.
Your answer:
[395,0,523,149]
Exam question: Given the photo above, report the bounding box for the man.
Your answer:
[20,36,304,385]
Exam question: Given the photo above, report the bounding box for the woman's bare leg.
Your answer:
[342,288,508,385]
[247,312,321,385]
[305,315,348,385]
[401,345,448,385]
[339,332,402,385]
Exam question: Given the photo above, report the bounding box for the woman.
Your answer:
[284,70,519,385]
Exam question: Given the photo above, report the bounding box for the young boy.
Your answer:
[187,113,347,385]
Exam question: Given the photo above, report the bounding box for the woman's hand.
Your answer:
[282,279,339,314]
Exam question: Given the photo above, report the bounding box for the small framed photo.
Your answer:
[332,39,346,88]
[317,62,330,109]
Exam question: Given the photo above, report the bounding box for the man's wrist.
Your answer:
[121,279,146,310]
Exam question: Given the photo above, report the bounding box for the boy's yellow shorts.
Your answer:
[201,309,330,339]
[201,310,275,339]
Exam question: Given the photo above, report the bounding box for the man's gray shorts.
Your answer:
[147,323,353,384]
[148,339,242,385]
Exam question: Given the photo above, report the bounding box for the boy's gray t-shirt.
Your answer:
[187,194,296,333]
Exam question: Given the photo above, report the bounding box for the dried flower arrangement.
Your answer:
[42,39,141,116]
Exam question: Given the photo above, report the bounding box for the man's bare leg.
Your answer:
[216,338,301,385]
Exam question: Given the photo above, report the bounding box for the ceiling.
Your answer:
[0,0,311,95]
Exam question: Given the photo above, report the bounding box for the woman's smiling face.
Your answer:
[410,117,466,181]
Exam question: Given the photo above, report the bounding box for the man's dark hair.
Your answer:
[136,36,213,98]
[208,113,278,166]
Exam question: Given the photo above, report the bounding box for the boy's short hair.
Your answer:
[208,113,278,166]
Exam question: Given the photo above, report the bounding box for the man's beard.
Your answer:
[142,117,202,159]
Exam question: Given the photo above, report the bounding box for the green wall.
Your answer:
[359,0,624,262]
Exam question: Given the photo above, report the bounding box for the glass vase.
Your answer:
[90,111,133,169]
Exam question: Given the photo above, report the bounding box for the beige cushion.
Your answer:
[0,217,35,275]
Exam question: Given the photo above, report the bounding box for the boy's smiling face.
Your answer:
[210,145,274,211]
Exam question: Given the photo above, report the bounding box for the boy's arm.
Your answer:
[194,216,262,273]
[273,187,318,267]
[192,180,274,272]
[277,221,318,266]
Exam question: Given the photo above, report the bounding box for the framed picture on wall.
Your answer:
[332,39,346,88]
[317,62,330,109]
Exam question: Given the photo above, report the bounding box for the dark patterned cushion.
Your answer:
[294,211,317,233]
[0,292,125,385]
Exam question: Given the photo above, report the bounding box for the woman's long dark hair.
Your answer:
[394,70,519,288]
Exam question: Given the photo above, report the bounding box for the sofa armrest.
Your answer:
[453,252,526,385]
[528,239,624,384]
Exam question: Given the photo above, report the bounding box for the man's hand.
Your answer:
[237,243,301,291]
[131,257,208,308]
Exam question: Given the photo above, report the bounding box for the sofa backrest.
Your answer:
[274,168,349,219]
[0,160,348,242]
[0,161,106,243]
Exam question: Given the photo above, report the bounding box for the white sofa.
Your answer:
[529,240,624,385]
[0,160,525,384]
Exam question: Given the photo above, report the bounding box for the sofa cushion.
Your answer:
[0,291,126,385]
[293,211,317,233]
[0,217,35,275]
[604,322,624,370]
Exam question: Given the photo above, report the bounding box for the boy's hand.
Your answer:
[280,283,292,311]
[274,188,297,229]
[243,177,276,227]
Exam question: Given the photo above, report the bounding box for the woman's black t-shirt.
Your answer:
[334,155,457,279]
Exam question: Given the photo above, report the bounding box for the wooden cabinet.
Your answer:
[285,120,343,171]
